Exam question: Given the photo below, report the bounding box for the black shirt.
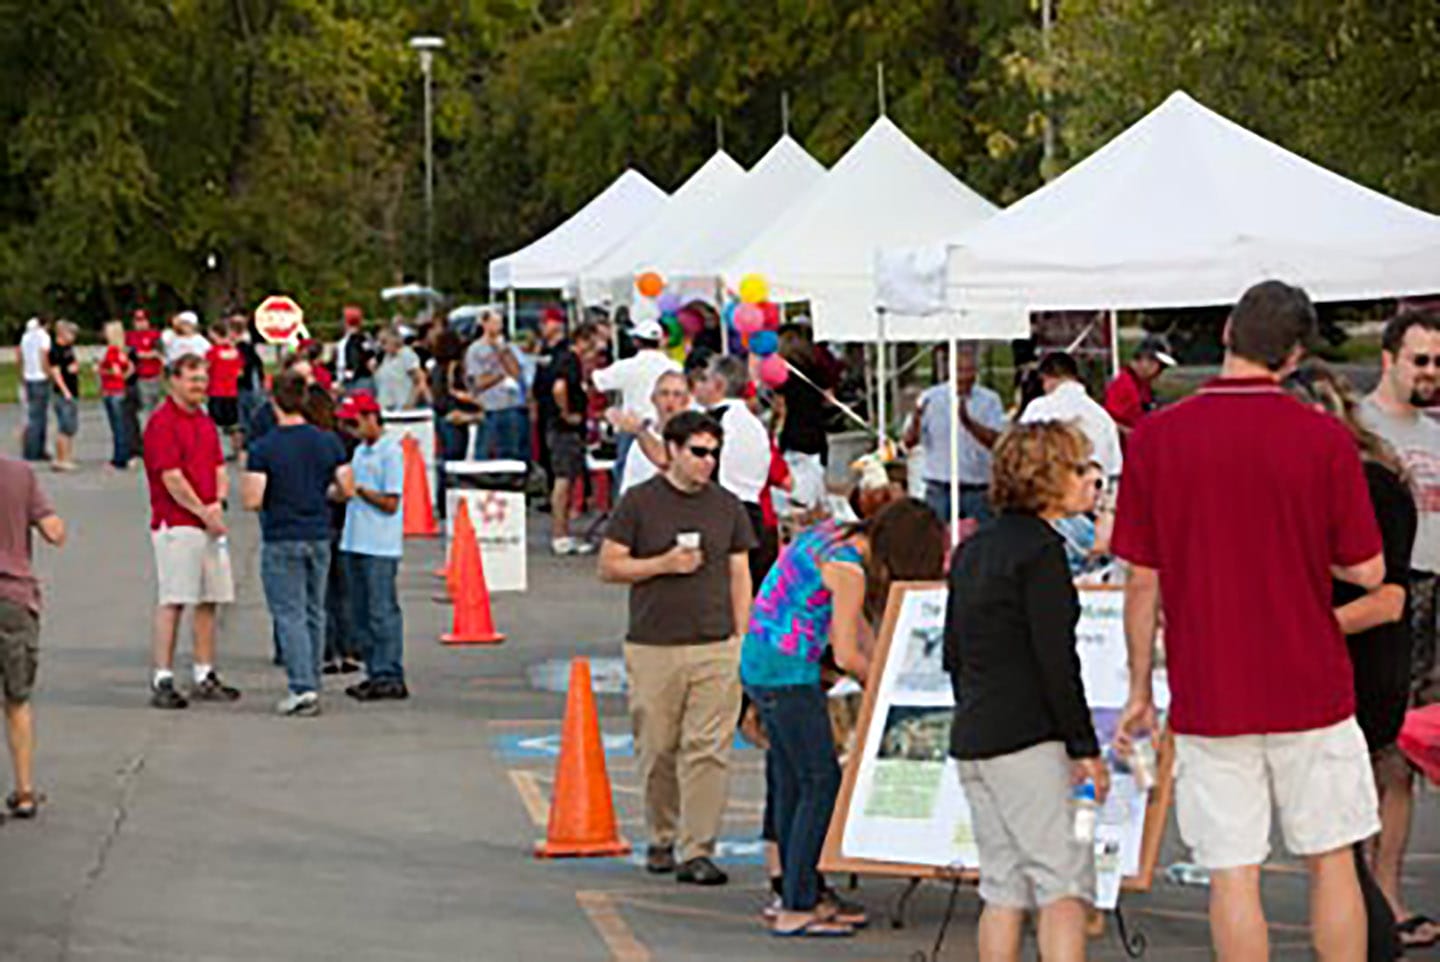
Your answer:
[1334,460,1417,751]
[237,340,265,394]
[779,357,834,457]
[943,512,1099,761]
[546,344,586,434]
[49,343,78,396]
[532,338,566,426]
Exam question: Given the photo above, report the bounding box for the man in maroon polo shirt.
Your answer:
[1113,280,1385,962]
[142,354,241,710]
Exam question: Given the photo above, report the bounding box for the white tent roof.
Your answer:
[488,168,667,293]
[652,136,825,279]
[721,116,1010,341]
[579,151,746,305]
[887,91,1440,316]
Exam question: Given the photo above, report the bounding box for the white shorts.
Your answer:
[1175,716,1379,870]
[151,527,235,607]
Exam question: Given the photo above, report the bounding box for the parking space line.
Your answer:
[507,769,549,828]
[576,890,652,961]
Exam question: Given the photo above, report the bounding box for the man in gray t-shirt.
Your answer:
[1359,308,1440,948]
[464,311,529,462]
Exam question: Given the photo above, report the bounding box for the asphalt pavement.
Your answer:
[0,402,1434,961]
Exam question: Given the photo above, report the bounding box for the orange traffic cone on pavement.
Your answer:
[440,514,504,645]
[535,658,630,858]
[434,499,474,602]
[401,435,439,538]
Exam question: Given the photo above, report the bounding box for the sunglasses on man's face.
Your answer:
[687,445,721,460]
[1406,353,1437,369]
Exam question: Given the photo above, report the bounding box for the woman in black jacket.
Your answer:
[943,420,1107,962]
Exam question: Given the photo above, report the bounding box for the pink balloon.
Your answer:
[676,307,704,337]
[759,354,789,387]
[734,303,764,335]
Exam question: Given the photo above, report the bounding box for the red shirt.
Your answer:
[98,346,131,396]
[1111,377,1382,737]
[142,398,223,530]
[127,329,163,380]
[312,365,334,392]
[1103,366,1152,432]
[206,345,243,398]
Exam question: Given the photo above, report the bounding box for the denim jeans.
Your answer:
[434,413,468,520]
[748,683,841,912]
[102,395,131,467]
[476,406,529,463]
[323,535,356,663]
[138,378,163,412]
[122,384,143,459]
[613,431,635,490]
[22,380,49,461]
[261,540,331,694]
[53,395,78,437]
[924,480,994,526]
[343,551,404,682]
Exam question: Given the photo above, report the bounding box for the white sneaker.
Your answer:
[570,540,597,556]
[275,691,320,717]
[551,537,574,556]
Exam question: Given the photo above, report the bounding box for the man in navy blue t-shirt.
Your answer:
[242,371,353,716]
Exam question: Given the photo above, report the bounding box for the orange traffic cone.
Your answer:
[441,515,504,645]
[401,435,439,539]
[433,499,474,602]
[535,658,630,858]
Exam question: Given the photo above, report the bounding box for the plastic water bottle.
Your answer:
[1071,783,1098,843]
[1129,736,1157,792]
[1164,862,1211,888]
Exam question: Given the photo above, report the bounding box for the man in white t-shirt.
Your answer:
[18,319,51,462]
[1020,351,1123,480]
[613,371,692,495]
[693,355,773,586]
[164,312,212,366]
[593,320,681,484]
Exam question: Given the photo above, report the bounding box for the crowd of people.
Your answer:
[1,284,1436,958]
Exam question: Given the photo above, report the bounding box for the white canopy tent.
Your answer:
[488,168,667,295]
[651,135,825,283]
[578,151,747,307]
[879,90,1440,318]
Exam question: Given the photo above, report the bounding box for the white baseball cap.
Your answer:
[632,318,664,343]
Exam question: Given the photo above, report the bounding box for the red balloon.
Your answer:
[760,301,781,331]
[759,354,789,387]
[734,303,764,335]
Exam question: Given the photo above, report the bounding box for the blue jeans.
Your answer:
[476,406,529,463]
[237,388,265,431]
[344,552,404,682]
[261,540,331,694]
[924,481,994,525]
[22,380,49,461]
[434,413,468,520]
[748,683,841,912]
[613,431,636,490]
[324,535,356,662]
[53,395,78,437]
[102,395,131,467]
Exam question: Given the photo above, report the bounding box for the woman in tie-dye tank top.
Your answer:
[742,498,944,937]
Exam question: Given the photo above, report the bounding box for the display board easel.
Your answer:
[820,582,1174,912]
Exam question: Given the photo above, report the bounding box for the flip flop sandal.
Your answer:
[1398,915,1440,949]
[6,791,41,819]
[771,918,854,938]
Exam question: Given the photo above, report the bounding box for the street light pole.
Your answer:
[410,36,444,293]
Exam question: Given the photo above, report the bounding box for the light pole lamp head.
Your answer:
[409,35,444,71]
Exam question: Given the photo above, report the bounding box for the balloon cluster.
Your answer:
[730,273,787,387]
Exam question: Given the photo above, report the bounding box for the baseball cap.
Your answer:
[175,310,199,328]
[343,305,363,326]
[337,392,381,420]
[632,318,663,343]
[1135,336,1178,367]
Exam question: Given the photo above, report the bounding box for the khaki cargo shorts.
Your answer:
[152,526,235,607]
[0,600,39,704]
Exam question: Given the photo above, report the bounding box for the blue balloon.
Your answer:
[721,300,739,324]
[749,329,779,357]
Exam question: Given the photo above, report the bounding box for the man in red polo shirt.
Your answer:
[1103,336,1176,444]
[126,309,165,412]
[1113,281,1385,961]
[142,354,241,710]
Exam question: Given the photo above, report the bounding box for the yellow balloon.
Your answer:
[739,274,770,305]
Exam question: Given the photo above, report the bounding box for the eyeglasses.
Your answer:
[687,445,721,460]
[1409,354,1436,369]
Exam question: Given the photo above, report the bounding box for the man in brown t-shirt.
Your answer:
[0,456,65,819]
[600,410,756,885]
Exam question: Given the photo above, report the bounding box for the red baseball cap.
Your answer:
[337,392,381,420]
[343,305,363,326]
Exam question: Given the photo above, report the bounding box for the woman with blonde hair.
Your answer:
[97,320,135,469]
[943,420,1108,962]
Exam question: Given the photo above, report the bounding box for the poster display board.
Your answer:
[820,582,1174,908]
[445,489,527,593]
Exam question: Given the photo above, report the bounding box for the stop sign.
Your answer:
[254,295,307,345]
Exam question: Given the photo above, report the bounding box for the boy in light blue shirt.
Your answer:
[336,393,408,701]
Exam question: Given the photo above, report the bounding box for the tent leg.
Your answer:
[1109,309,1121,378]
[876,309,888,445]
[506,289,517,340]
[717,280,729,355]
[948,337,960,548]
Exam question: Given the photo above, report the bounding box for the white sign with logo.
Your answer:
[446,488,527,593]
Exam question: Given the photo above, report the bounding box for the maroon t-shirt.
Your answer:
[143,398,223,531]
[1112,377,1382,737]
[0,457,55,614]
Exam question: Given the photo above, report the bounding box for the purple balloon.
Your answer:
[656,291,683,315]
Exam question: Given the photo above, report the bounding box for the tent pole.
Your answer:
[506,288,517,340]
[949,337,961,548]
[1109,309,1121,378]
[717,279,729,355]
[876,308,888,445]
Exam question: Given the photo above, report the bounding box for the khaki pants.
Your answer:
[624,637,741,862]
